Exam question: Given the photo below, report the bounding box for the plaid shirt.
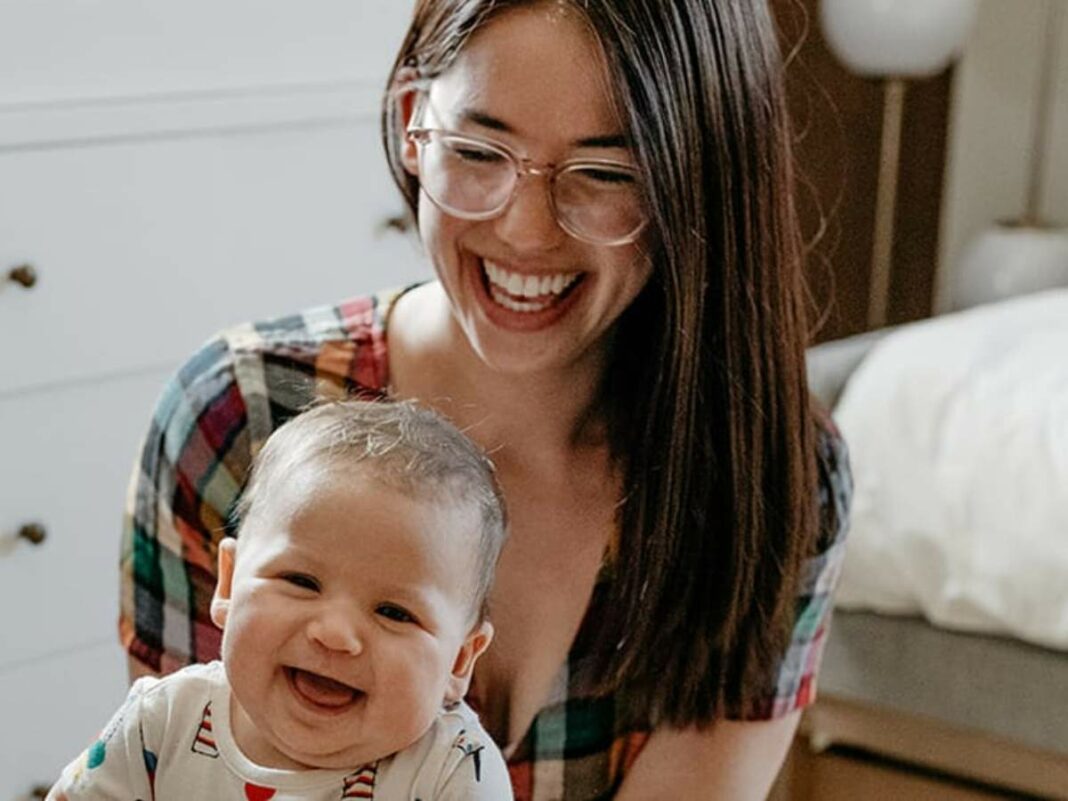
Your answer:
[120,286,852,800]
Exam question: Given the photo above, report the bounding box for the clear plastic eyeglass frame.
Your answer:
[405,99,648,247]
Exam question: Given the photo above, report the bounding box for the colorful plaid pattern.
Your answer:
[120,287,851,800]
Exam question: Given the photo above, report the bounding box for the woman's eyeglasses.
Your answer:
[406,126,648,246]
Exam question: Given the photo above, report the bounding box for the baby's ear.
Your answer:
[209,538,238,629]
[445,620,494,705]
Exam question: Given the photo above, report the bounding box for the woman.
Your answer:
[121,1,851,798]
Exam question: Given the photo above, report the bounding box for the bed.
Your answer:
[800,290,1068,799]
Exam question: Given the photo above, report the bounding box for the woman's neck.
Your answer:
[386,282,609,458]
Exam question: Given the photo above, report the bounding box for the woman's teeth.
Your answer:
[483,260,580,313]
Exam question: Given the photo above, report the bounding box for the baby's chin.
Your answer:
[272,726,434,771]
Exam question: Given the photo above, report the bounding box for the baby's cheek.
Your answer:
[384,638,444,690]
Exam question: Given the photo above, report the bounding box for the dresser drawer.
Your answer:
[0,120,429,395]
[0,0,414,106]
[0,368,175,671]
[0,642,128,801]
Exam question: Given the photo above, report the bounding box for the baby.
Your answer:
[50,399,512,799]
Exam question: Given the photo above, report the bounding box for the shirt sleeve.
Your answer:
[119,335,253,673]
[734,411,853,720]
[434,732,514,801]
[49,678,159,800]
[118,296,392,674]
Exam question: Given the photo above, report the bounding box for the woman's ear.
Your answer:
[392,67,423,177]
[445,620,494,704]
[210,538,238,629]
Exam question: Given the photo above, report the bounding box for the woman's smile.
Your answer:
[482,259,584,312]
[469,252,589,333]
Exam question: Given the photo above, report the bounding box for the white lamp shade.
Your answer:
[951,224,1068,310]
[821,0,978,77]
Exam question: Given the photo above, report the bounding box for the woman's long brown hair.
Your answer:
[382,0,819,728]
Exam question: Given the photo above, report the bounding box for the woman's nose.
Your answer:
[306,607,363,655]
[492,172,567,254]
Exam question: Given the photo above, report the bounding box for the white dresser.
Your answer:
[0,3,427,797]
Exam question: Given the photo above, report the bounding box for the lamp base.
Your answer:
[950,221,1068,311]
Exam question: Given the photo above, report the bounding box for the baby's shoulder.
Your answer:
[436,701,496,756]
[382,702,512,800]
[429,703,511,797]
[128,661,224,719]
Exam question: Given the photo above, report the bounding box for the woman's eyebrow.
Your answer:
[460,107,629,149]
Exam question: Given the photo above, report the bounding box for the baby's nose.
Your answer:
[306,608,363,655]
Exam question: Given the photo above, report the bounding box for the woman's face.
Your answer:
[401,3,653,376]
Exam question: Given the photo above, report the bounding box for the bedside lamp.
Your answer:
[820,0,978,328]
[950,0,1068,311]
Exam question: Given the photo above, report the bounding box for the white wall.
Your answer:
[936,0,1068,310]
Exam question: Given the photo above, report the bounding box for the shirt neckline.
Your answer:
[208,662,371,791]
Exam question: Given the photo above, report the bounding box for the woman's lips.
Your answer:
[458,249,590,336]
[481,259,583,313]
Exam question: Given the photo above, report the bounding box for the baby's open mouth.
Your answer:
[286,667,362,709]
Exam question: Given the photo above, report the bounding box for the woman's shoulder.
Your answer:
[161,286,411,442]
[136,287,411,509]
[207,285,409,384]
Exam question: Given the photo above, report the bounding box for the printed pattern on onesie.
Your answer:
[48,662,511,800]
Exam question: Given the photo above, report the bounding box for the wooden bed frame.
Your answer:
[771,694,1068,800]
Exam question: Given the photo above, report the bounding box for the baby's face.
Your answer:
[210,462,490,770]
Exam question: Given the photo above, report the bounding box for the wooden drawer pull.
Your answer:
[380,214,412,234]
[7,264,38,289]
[18,522,47,545]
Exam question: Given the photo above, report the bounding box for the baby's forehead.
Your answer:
[256,454,475,517]
[250,456,485,553]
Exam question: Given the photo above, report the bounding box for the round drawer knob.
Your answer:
[380,214,412,234]
[7,263,38,289]
[18,522,47,545]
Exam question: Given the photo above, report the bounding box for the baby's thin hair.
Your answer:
[235,399,508,622]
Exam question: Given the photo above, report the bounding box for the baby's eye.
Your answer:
[375,604,416,625]
[281,573,320,592]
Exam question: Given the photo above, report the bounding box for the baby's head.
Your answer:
[235,399,506,624]
[210,399,506,770]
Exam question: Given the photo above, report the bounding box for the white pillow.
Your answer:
[834,289,1068,650]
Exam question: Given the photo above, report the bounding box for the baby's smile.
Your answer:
[284,666,365,713]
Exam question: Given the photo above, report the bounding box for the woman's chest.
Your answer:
[471,473,617,750]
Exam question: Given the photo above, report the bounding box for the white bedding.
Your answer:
[834,289,1068,650]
